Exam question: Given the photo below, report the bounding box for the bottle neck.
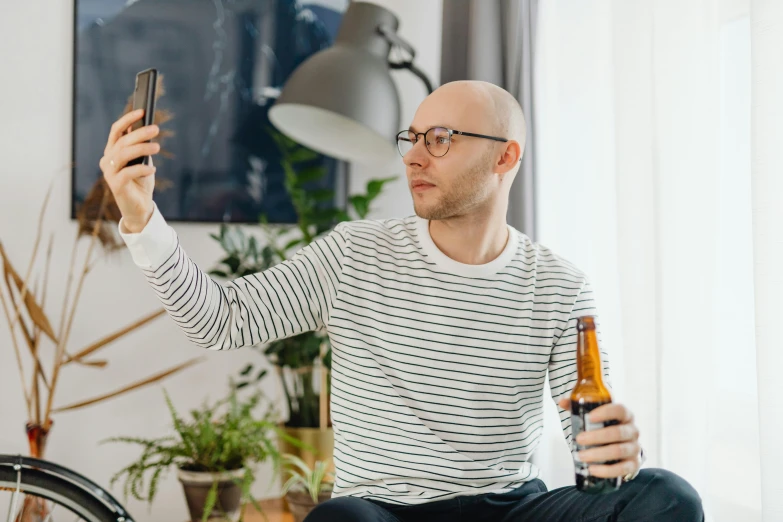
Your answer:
[576,325,605,385]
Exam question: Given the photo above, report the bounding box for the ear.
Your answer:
[495,140,523,175]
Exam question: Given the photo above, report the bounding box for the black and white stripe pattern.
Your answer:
[131,213,611,505]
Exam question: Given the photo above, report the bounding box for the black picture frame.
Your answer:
[71,0,349,224]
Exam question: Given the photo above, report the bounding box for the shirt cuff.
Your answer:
[118,203,178,269]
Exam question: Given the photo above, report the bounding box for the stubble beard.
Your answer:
[413,149,495,221]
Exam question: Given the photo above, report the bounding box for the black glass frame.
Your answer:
[396,127,510,158]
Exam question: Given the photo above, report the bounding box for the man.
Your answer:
[101,81,703,521]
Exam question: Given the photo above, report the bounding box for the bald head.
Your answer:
[425,80,527,152]
[404,81,526,221]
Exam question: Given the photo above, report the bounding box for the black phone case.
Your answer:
[127,68,158,167]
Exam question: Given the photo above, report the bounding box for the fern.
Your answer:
[103,382,287,520]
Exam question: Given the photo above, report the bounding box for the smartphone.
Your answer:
[128,68,158,166]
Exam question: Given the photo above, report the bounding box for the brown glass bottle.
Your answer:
[570,316,622,494]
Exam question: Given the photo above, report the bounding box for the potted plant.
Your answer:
[105,383,294,522]
[280,454,334,522]
[209,129,395,469]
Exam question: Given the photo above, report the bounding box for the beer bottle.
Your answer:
[570,315,622,494]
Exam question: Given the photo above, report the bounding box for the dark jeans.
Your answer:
[304,469,704,522]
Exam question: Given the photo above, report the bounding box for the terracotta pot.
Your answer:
[177,468,245,522]
[284,489,332,522]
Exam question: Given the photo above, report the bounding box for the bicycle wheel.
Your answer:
[0,454,134,522]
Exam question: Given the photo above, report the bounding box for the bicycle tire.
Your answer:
[0,454,134,522]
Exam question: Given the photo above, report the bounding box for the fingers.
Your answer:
[101,125,160,178]
[576,422,639,447]
[588,403,633,424]
[112,143,160,171]
[106,109,145,149]
[587,458,639,479]
[116,124,160,150]
[577,441,640,464]
[116,164,156,185]
[558,398,571,410]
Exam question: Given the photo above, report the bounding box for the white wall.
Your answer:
[0,1,441,520]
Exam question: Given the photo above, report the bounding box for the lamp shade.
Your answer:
[269,2,402,164]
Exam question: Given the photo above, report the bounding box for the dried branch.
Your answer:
[64,308,166,365]
[52,357,205,413]
[31,275,42,424]
[77,359,108,368]
[3,174,55,368]
[0,242,58,343]
[1,244,53,401]
[45,189,110,422]
[15,177,54,325]
[57,233,79,341]
[31,234,55,424]
[0,281,32,419]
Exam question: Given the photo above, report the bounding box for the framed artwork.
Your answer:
[72,0,350,223]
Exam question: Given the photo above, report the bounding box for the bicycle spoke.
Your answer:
[6,463,22,522]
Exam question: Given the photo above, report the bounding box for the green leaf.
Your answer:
[284,238,304,252]
[350,196,369,219]
[288,147,319,164]
[366,176,397,202]
[224,255,241,274]
[280,454,333,502]
[255,369,268,382]
[311,189,334,202]
[209,270,229,278]
[297,166,327,184]
[201,480,219,522]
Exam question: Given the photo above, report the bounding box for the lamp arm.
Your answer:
[390,62,434,94]
[377,24,435,94]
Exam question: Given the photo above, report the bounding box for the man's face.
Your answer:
[402,89,500,221]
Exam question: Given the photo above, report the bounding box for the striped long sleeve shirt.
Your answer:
[119,204,611,505]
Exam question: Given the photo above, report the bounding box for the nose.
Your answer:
[403,137,430,169]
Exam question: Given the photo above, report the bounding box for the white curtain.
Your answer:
[749,1,783,520]
[535,0,777,519]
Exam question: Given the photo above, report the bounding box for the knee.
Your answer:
[303,496,380,522]
[634,468,704,521]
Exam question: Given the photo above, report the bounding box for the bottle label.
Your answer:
[571,411,605,478]
[571,403,620,475]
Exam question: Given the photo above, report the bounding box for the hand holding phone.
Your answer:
[99,68,161,233]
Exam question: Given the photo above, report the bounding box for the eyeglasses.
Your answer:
[396,127,511,158]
